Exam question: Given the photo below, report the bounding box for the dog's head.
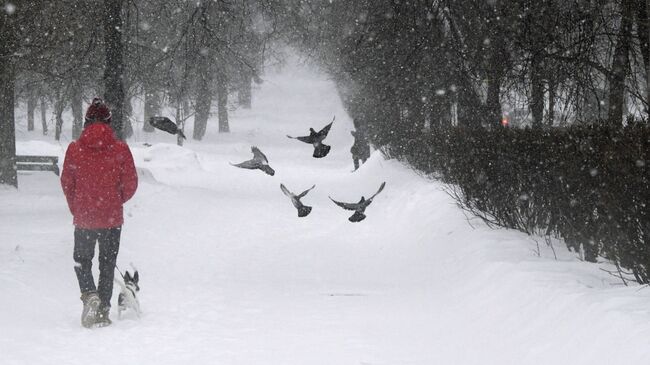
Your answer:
[124,270,140,292]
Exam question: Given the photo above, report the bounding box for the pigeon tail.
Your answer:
[313,144,331,158]
[260,165,275,176]
[348,211,367,222]
[297,205,312,218]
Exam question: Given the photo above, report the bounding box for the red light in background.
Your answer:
[501,118,509,127]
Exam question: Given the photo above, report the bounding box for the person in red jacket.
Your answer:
[61,98,138,328]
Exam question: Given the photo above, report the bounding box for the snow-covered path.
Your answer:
[2,59,650,365]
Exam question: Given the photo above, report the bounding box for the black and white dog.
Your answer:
[115,270,141,319]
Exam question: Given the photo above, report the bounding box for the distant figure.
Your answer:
[230,146,275,176]
[287,117,334,158]
[350,128,370,171]
[61,97,138,328]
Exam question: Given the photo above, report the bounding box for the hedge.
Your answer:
[385,125,650,284]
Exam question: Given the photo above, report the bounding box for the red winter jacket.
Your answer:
[61,123,138,229]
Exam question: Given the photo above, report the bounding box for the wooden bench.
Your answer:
[16,155,60,176]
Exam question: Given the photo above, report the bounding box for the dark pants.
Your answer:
[73,227,121,308]
[351,144,370,171]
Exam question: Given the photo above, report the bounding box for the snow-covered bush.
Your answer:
[387,125,650,284]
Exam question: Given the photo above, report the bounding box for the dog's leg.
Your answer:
[131,295,142,318]
[114,278,127,320]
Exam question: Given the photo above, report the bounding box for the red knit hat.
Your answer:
[84,97,112,125]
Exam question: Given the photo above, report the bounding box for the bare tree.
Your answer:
[0,1,20,186]
[103,0,126,139]
[608,0,634,126]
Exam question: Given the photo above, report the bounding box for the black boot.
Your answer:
[94,305,112,327]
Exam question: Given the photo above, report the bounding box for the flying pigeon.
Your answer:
[230,146,275,176]
[287,116,334,158]
[149,116,186,139]
[280,183,316,217]
[329,182,386,222]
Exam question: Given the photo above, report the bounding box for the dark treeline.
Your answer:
[283,0,650,282]
[287,0,650,136]
[1,0,290,185]
[5,0,647,181]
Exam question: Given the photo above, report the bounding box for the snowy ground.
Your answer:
[2,59,650,365]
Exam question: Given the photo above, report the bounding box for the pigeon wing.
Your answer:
[316,120,334,139]
[281,184,304,209]
[287,135,313,144]
[231,159,257,169]
[251,146,268,163]
[329,197,358,211]
[367,182,387,202]
[297,184,316,199]
[280,184,295,199]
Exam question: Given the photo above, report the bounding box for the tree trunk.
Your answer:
[547,75,557,126]
[54,92,65,141]
[0,11,18,186]
[456,80,483,128]
[183,99,191,121]
[608,0,633,127]
[27,94,36,131]
[193,71,212,140]
[103,0,125,139]
[123,95,134,138]
[40,96,48,135]
[486,76,503,128]
[0,52,17,187]
[238,68,252,109]
[429,89,444,129]
[432,83,453,128]
[71,81,83,139]
[635,0,650,117]
[486,23,507,128]
[143,85,158,132]
[439,97,452,128]
[175,96,184,147]
[217,71,229,133]
[530,54,544,128]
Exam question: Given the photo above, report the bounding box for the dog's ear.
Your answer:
[133,271,139,283]
[124,271,132,281]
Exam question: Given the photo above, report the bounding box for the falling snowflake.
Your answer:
[4,2,16,15]
[139,21,151,31]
